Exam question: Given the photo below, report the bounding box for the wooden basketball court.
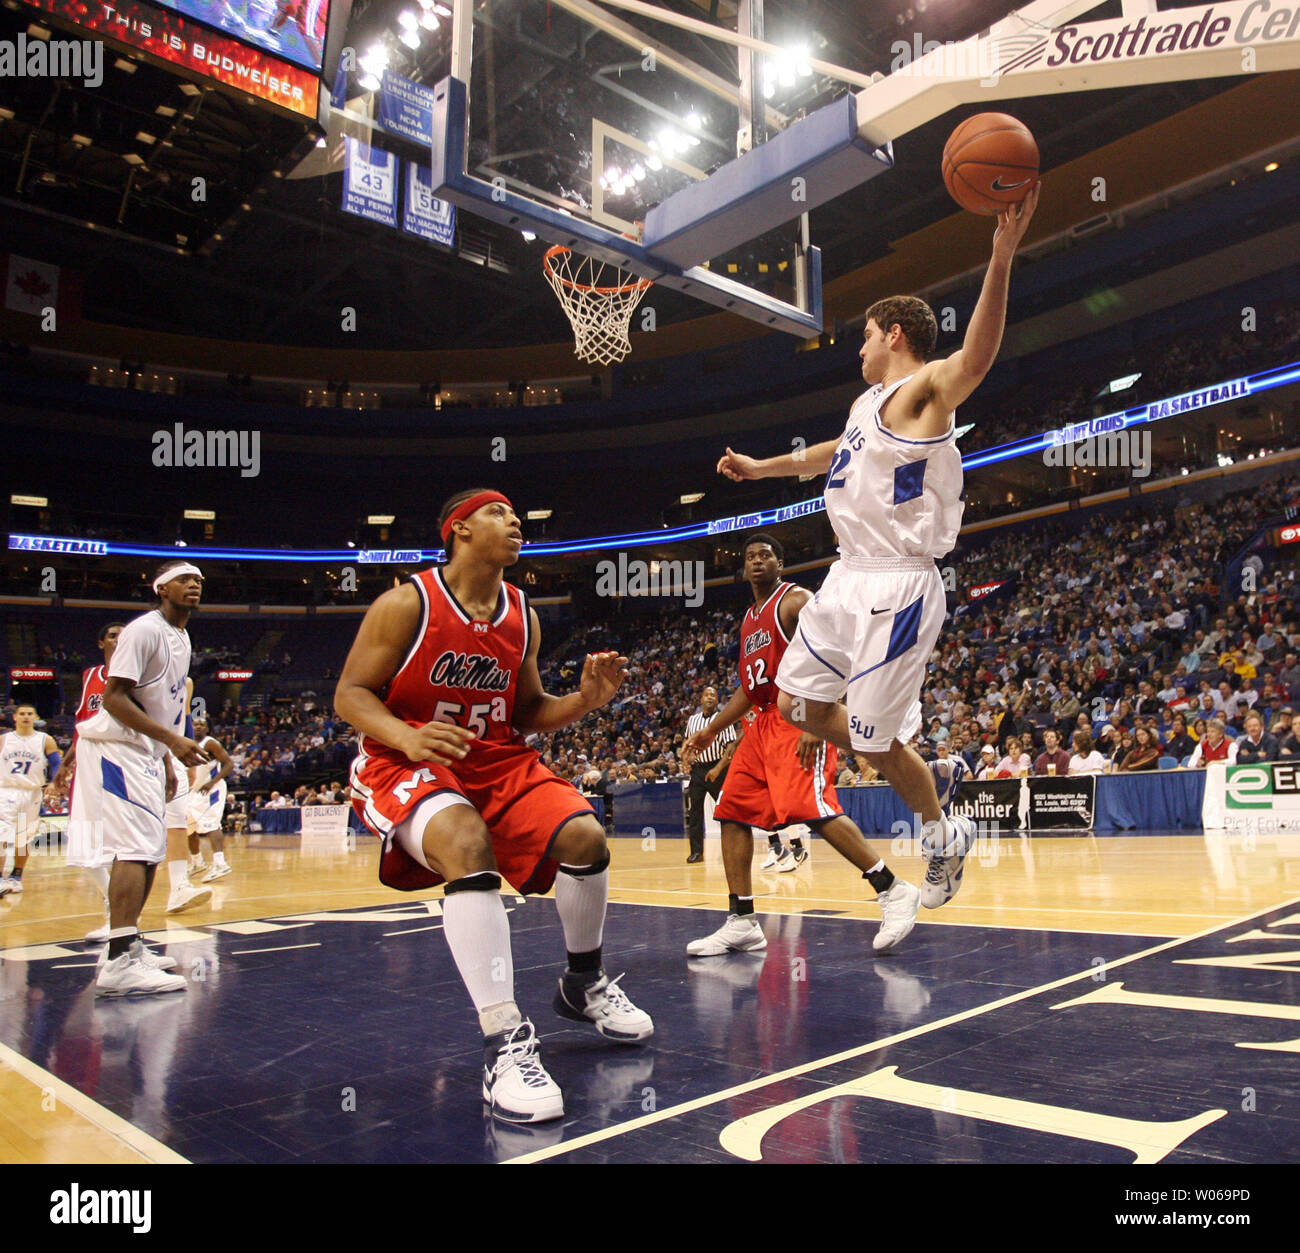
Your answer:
[3,829,1298,1164]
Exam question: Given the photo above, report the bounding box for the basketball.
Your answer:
[942,113,1040,215]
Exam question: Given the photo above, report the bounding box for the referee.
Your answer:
[684,686,737,863]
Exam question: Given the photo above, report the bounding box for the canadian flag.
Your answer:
[3,254,82,321]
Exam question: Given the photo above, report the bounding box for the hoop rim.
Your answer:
[543,244,652,296]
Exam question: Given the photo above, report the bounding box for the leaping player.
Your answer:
[682,534,922,955]
[337,488,652,1125]
[717,185,1040,909]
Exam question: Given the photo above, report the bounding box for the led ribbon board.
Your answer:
[8,360,1296,562]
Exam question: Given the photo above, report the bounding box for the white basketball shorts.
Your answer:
[776,555,948,754]
[70,739,167,864]
[0,787,41,850]
[188,783,227,834]
[67,766,115,870]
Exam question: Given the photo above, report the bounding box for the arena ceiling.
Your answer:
[0,0,1251,351]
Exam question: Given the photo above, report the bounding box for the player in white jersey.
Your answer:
[186,717,234,883]
[75,561,211,996]
[161,677,212,915]
[0,704,61,897]
[717,184,1039,914]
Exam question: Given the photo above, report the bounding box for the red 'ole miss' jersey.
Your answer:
[75,666,107,726]
[739,582,797,711]
[362,567,531,755]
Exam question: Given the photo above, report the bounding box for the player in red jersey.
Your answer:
[337,489,653,1125]
[683,535,920,955]
[46,622,124,943]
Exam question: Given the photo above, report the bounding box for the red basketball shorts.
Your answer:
[712,706,842,832]
[350,735,595,895]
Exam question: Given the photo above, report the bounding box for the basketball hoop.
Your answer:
[543,245,652,366]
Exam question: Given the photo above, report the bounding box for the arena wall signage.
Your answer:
[10,668,57,680]
[949,776,1097,831]
[1203,760,1300,832]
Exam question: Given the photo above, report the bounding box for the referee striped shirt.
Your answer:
[685,711,738,764]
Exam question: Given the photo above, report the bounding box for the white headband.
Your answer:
[153,563,204,593]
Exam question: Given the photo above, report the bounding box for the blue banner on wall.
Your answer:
[403,163,456,246]
[377,70,437,145]
[342,137,398,228]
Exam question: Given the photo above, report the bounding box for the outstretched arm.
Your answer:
[513,607,628,733]
[717,438,840,482]
[923,183,1040,417]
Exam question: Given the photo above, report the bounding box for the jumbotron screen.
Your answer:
[150,0,328,73]
[32,0,322,117]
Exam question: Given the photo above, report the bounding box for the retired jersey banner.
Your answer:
[342,138,398,228]
[403,163,455,246]
[377,71,437,145]
[1029,775,1095,830]
[1202,760,1300,832]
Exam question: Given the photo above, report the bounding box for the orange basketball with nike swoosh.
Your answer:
[942,113,1040,215]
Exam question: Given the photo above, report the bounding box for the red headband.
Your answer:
[440,491,514,546]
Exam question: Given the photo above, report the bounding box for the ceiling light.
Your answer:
[685,110,701,130]
[123,152,145,165]
[156,104,177,117]
[183,509,216,520]
[11,494,48,507]
[398,8,418,28]
[316,135,327,147]
[680,493,704,504]
[359,71,381,91]
[1265,161,1279,172]
[631,163,645,181]
[114,57,136,73]
[420,12,438,29]
[26,23,49,38]
[367,514,396,525]
[520,229,536,241]
[70,133,92,147]
[135,130,156,144]
[433,1,452,12]
[527,509,552,520]
[399,28,421,49]
[179,83,201,96]
[646,153,662,171]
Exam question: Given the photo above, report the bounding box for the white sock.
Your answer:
[86,865,111,901]
[167,860,189,891]
[214,852,228,867]
[555,865,608,955]
[442,889,515,1019]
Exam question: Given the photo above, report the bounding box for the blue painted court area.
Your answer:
[2,900,1298,1164]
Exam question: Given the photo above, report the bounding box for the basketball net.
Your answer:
[543,245,652,366]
